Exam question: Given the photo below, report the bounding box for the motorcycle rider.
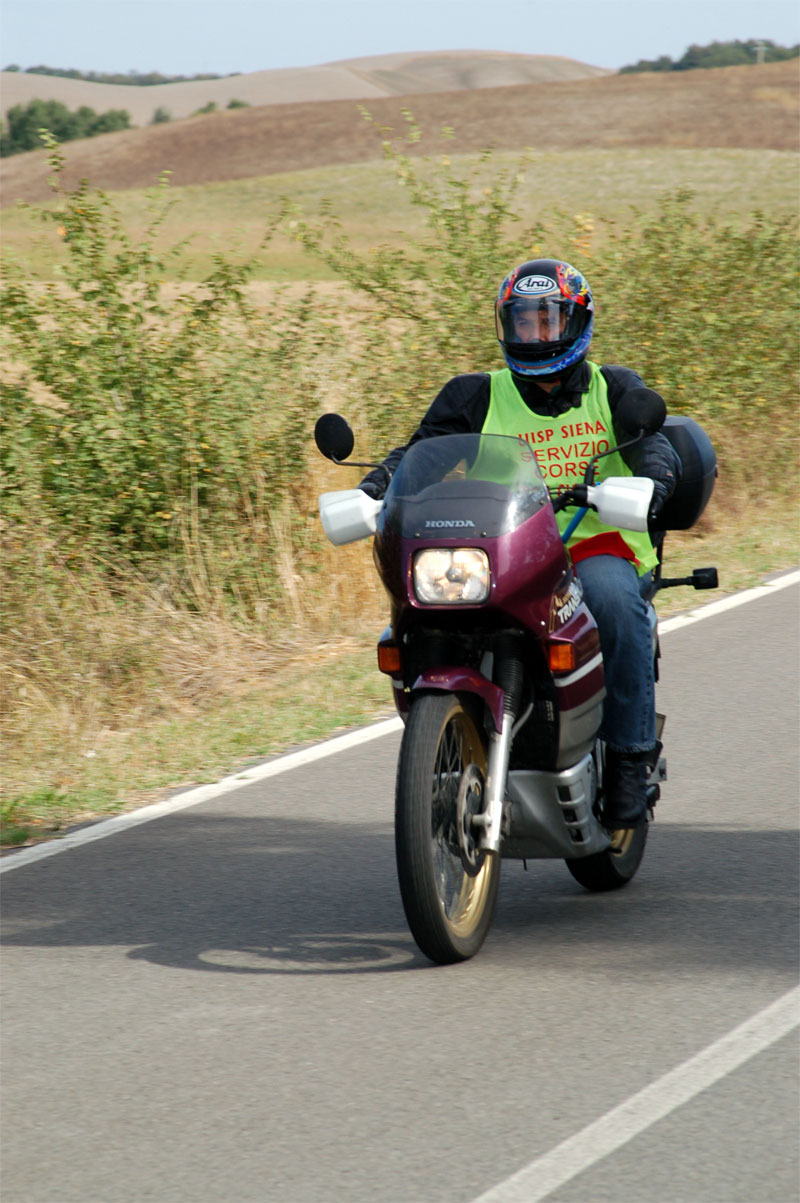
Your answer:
[358,258,681,834]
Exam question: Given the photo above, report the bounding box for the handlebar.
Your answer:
[551,485,590,514]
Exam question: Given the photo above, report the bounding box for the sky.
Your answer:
[2,0,798,76]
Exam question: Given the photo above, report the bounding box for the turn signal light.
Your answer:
[378,644,402,674]
[548,642,576,673]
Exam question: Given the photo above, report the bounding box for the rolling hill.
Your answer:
[0,51,610,125]
[0,58,797,206]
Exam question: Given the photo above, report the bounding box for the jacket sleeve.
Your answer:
[601,365,682,508]
[358,374,491,498]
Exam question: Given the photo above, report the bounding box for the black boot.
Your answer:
[602,748,650,830]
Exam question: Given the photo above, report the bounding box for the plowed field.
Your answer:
[2,59,797,206]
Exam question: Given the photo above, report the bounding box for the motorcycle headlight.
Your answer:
[413,548,490,604]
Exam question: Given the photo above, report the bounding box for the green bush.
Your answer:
[292,112,544,446]
[0,99,131,156]
[591,193,799,461]
[2,126,797,617]
[0,138,336,613]
[292,116,799,477]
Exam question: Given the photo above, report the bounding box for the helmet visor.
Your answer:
[495,297,586,361]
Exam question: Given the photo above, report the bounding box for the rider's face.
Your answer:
[514,305,567,343]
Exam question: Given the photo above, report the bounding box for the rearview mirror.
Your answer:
[314,413,354,462]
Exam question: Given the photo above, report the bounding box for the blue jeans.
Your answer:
[574,555,656,754]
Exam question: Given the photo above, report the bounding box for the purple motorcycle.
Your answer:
[315,398,716,963]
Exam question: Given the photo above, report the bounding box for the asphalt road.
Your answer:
[2,579,798,1203]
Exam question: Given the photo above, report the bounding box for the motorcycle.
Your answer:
[314,396,718,964]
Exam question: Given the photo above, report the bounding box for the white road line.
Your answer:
[659,568,800,634]
[2,568,797,875]
[469,985,800,1203]
[0,717,403,875]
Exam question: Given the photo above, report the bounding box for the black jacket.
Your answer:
[359,361,681,504]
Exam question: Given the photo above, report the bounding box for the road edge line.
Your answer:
[3,568,797,874]
[0,717,403,874]
[469,985,800,1203]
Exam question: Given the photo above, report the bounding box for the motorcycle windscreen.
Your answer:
[382,433,550,537]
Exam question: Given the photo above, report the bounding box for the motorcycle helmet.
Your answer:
[495,258,594,378]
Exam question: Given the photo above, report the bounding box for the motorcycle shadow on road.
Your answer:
[2,813,798,977]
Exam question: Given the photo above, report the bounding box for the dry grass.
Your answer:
[0,444,387,818]
[3,146,797,285]
[4,464,796,842]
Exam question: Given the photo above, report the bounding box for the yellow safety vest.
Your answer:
[486,363,658,574]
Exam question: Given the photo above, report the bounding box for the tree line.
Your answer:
[2,65,239,85]
[1,97,250,156]
[0,99,131,156]
[621,38,799,73]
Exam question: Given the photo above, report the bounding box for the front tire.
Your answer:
[395,693,501,964]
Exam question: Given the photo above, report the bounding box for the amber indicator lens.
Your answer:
[548,642,576,673]
[378,644,402,674]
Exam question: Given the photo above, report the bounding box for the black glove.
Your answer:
[358,478,385,501]
[358,463,393,500]
[648,479,672,528]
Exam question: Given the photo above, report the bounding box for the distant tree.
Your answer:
[3,64,21,72]
[644,55,674,72]
[0,99,131,156]
[620,38,799,74]
[226,98,249,109]
[88,108,131,135]
[151,106,172,124]
[6,64,235,85]
[192,101,218,115]
[676,40,752,70]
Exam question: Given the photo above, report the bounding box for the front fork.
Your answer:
[407,641,525,855]
[471,714,515,853]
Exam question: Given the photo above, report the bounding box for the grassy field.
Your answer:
[1,136,798,847]
[3,147,798,280]
[3,489,798,847]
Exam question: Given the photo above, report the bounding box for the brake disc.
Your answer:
[456,763,487,877]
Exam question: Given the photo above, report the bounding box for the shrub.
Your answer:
[1,122,798,825]
[0,99,130,156]
[589,192,799,475]
[291,111,543,446]
[291,114,798,480]
[0,137,337,614]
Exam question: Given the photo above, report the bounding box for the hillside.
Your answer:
[0,51,610,125]
[1,59,797,206]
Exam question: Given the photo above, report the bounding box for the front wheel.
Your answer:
[395,692,501,964]
[565,822,648,891]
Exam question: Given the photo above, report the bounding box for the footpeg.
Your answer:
[649,756,667,784]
